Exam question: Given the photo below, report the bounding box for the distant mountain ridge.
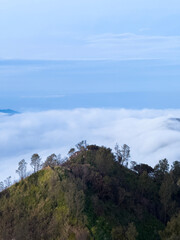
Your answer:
[0,109,19,115]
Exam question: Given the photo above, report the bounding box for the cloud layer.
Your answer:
[1,108,180,180]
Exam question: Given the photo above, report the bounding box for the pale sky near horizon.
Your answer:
[1,1,180,181]
[0,0,180,60]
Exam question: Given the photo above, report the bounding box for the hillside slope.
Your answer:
[0,146,179,240]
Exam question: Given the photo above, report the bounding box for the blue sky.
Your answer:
[1,60,180,111]
[0,1,180,111]
[0,0,180,60]
[1,1,180,180]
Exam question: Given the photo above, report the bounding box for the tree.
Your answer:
[133,163,154,175]
[177,179,180,187]
[76,140,87,151]
[114,143,122,164]
[16,159,27,180]
[171,161,180,182]
[4,176,11,188]
[159,174,174,222]
[126,223,138,240]
[130,161,137,170]
[115,144,130,167]
[138,171,150,198]
[30,154,41,173]
[42,154,60,168]
[154,158,169,182]
[95,147,114,175]
[159,212,180,240]
[112,223,138,240]
[0,181,4,192]
[154,158,169,174]
[121,144,130,167]
[87,145,100,151]
[57,154,66,164]
[68,148,75,157]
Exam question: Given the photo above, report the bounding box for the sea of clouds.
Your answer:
[1,108,180,181]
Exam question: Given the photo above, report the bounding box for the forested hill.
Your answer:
[0,144,180,240]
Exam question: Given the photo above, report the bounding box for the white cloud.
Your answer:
[1,108,180,181]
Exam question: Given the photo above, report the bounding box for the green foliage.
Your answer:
[136,214,164,240]
[159,212,180,240]
[133,163,154,175]
[0,145,179,240]
[30,153,41,172]
[154,159,169,183]
[112,222,138,240]
[159,174,174,222]
[0,168,68,239]
[91,217,111,240]
[43,154,60,168]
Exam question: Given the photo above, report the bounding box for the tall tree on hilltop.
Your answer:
[4,176,11,188]
[76,140,87,151]
[16,159,27,180]
[43,154,60,168]
[30,154,41,173]
[115,143,122,164]
[115,143,130,167]
[171,161,180,182]
[68,148,75,157]
[132,163,154,175]
[0,182,4,192]
[121,144,130,167]
[154,158,169,182]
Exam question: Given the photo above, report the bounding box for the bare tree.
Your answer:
[16,159,27,180]
[4,176,12,188]
[114,143,122,164]
[0,181,4,192]
[121,144,130,167]
[115,143,130,167]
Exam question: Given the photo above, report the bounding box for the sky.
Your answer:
[1,59,180,111]
[0,0,180,60]
[1,0,180,106]
[0,1,180,182]
[1,0,180,102]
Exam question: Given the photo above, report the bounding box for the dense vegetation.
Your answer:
[0,142,179,240]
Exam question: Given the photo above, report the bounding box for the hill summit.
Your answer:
[0,144,179,240]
